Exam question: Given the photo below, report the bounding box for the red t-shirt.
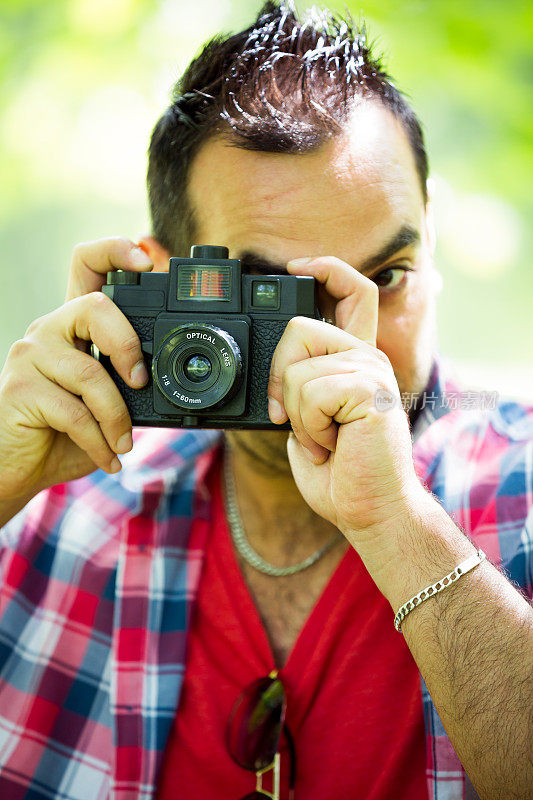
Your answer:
[157,455,428,799]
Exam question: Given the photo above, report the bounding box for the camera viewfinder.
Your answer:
[252,280,280,310]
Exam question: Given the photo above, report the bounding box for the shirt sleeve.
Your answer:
[413,400,533,599]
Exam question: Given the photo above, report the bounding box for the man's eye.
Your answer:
[373,267,410,290]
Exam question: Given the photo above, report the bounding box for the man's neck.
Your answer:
[224,431,343,561]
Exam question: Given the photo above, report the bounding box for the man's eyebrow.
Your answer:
[238,252,287,275]
[357,225,421,275]
[237,224,420,276]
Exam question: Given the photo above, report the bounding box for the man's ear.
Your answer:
[137,235,171,272]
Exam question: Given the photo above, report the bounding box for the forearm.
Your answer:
[404,557,532,800]
[344,490,533,800]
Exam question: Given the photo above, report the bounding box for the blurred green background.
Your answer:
[1,0,531,399]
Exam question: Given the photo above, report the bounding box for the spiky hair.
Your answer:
[148,1,428,255]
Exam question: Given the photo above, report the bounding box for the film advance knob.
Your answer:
[190,245,229,260]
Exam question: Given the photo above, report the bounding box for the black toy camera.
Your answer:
[97,245,320,429]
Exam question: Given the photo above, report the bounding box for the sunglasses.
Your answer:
[226,670,296,800]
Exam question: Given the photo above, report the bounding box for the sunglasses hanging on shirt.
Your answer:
[226,670,296,800]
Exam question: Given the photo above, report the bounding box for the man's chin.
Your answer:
[224,429,292,476]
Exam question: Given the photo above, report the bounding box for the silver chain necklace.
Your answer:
[222,446,340,577]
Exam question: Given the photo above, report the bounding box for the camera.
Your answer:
[96,245,320,429]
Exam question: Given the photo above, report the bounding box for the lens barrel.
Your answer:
[152,323,242,410]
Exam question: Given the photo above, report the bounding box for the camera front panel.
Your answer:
[98,246,319,429]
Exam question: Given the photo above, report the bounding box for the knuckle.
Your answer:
[68,401,93,429]
[104,401,129,428]
[112,236,132,256]
[363,275,380,296]
[86,290,109,310]
[281,367,293,395]
[268,370,283,389]
[71,241,95,272]
[300,380,315,404]
[55,351,78,375]
[282,361,302,390]
[285,316,303,335]
[118,333,141,358]
[7,337,33,361]
[77,358,105,385]
[71,241,86,261]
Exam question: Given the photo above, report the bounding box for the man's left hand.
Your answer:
[268,255,423,565]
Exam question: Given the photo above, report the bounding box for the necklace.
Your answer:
[222,445,341,577]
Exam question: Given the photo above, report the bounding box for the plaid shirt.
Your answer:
[0,356,531,800]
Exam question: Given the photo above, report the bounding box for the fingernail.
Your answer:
[130,247,153,268]
[268,397,285,423]
[110,457,122,473]
[287,257,314,268]
[116,432,133,454]
[130,360,148,387]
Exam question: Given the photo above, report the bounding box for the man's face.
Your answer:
[186,102,440,466]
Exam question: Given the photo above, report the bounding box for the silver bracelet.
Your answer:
[394,548,486,632]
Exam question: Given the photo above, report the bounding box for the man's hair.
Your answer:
[147,0,428,256]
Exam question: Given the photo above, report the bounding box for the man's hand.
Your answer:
[0,237,153,501]
[267,255,422,563]
[268,257,533,800]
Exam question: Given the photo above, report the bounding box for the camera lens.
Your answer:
[183,354,212,382]
[153,323,243,410]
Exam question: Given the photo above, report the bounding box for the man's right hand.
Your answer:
[0,237,154,502]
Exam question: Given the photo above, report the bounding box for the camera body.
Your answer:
[97,245,320,429]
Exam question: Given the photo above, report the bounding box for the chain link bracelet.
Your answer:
[394,548,486,632]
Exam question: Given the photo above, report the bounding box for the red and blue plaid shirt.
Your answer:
[0,356,531,800]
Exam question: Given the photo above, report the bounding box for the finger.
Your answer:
[282,352,382,457]
[283,370,331,462]
[299,376,339,452]
[298,373,378,450]
[30,372,121,473]
[287,430,331,488]
[66,237,153,301]
[268,316,375,419]
[281,352,374,453]
[30,344,133,455]
[286,256,378,344]
[45,292,148,388]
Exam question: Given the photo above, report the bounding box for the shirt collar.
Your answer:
[411,354,463,444]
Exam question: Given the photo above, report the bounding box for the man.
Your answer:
[0,2,531,799]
